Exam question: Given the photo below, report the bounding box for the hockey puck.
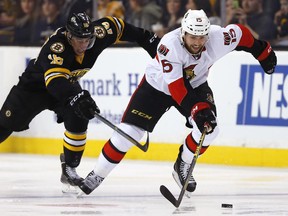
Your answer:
[221,203,233,208]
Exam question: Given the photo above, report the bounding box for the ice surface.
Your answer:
[0,154,287,216]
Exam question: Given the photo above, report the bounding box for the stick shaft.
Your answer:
[176,128,206,205]
[160,128,207,207]
[94,112,149,152]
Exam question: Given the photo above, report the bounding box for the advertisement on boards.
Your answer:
[0,47,287,149]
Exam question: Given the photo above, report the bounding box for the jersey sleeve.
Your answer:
[234,24,272,61]
[91,16,123,45]
[93,16,159,58]
[207,24,243,60]
[120,21,160,58]
[208,24,272,68]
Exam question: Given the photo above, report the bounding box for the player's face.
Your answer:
[183,33,208,54]
[70,37,92,55]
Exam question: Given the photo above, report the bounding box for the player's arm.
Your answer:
[45,68,99,120]
[44,67,80,101]
[159,52,215,133]
[120,21,160,58]
[168,76,216,133]
[99,16,160,58]
[235,24,277,74]
[168,76,198,112]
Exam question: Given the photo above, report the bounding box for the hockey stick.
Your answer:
[94,112,149,152]
[160,127,207,207]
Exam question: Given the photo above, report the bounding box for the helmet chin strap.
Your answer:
[66,32,73,45]
[87,36,96,49]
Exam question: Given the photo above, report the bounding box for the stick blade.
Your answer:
[160,185,180,208]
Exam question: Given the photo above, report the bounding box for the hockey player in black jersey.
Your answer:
[0,12,159,191]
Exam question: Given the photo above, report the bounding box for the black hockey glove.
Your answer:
[191,102,217,134]
[67,90,100,120]
[259,48,277,75]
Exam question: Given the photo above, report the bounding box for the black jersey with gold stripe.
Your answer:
[19,16,159,103]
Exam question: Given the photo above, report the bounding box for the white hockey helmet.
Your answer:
[181,9,210,36]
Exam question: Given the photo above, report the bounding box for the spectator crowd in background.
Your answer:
[0,0,287,48]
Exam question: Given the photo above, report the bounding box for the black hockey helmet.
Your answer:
[66,12,94,38]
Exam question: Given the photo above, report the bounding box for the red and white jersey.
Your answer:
[145,24,243,104]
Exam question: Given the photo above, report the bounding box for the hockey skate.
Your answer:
[60,153,83,194]
[172,146,197,198]
[78,170,104,195]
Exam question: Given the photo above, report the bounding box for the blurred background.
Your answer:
[0,0,287,49]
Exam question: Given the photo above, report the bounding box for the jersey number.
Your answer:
[161,59,173,73]
[223,29,237,45]
[48,54,63,65]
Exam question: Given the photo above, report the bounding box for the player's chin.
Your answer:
[192,47,202,54]
[75,50,85,55]
[187,46,201,54]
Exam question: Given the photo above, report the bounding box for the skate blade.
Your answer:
[62,183,80,194]
[184,191,192,198]
[172,171,192,198]
[77,191,85,198]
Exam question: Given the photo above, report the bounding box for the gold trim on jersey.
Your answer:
[75,53,84,64]
[106,16,125,42]
[45,74,67,86]
[44,67,71,87]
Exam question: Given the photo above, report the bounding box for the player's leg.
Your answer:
[173,82,219,196]
[79,123,146,194]
[59,108,89,189]
[0,124,12,143]
[79,77,174,194]
[0,85,52,143]
[173,126,219,196]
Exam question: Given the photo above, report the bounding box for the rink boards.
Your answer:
[0,47,288,167]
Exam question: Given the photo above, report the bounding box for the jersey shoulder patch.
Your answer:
[158,44,170,56]
[50,42,65,53]
[94,25,106,39]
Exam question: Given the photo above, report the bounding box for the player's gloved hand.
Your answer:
[191,102,217,134]
[259,46,277,75]
[67,90,100,120]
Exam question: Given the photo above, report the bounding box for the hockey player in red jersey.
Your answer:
[78,9,277,197]
[0,12,159,191]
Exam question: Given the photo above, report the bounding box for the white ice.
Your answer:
[0,154,287,216]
